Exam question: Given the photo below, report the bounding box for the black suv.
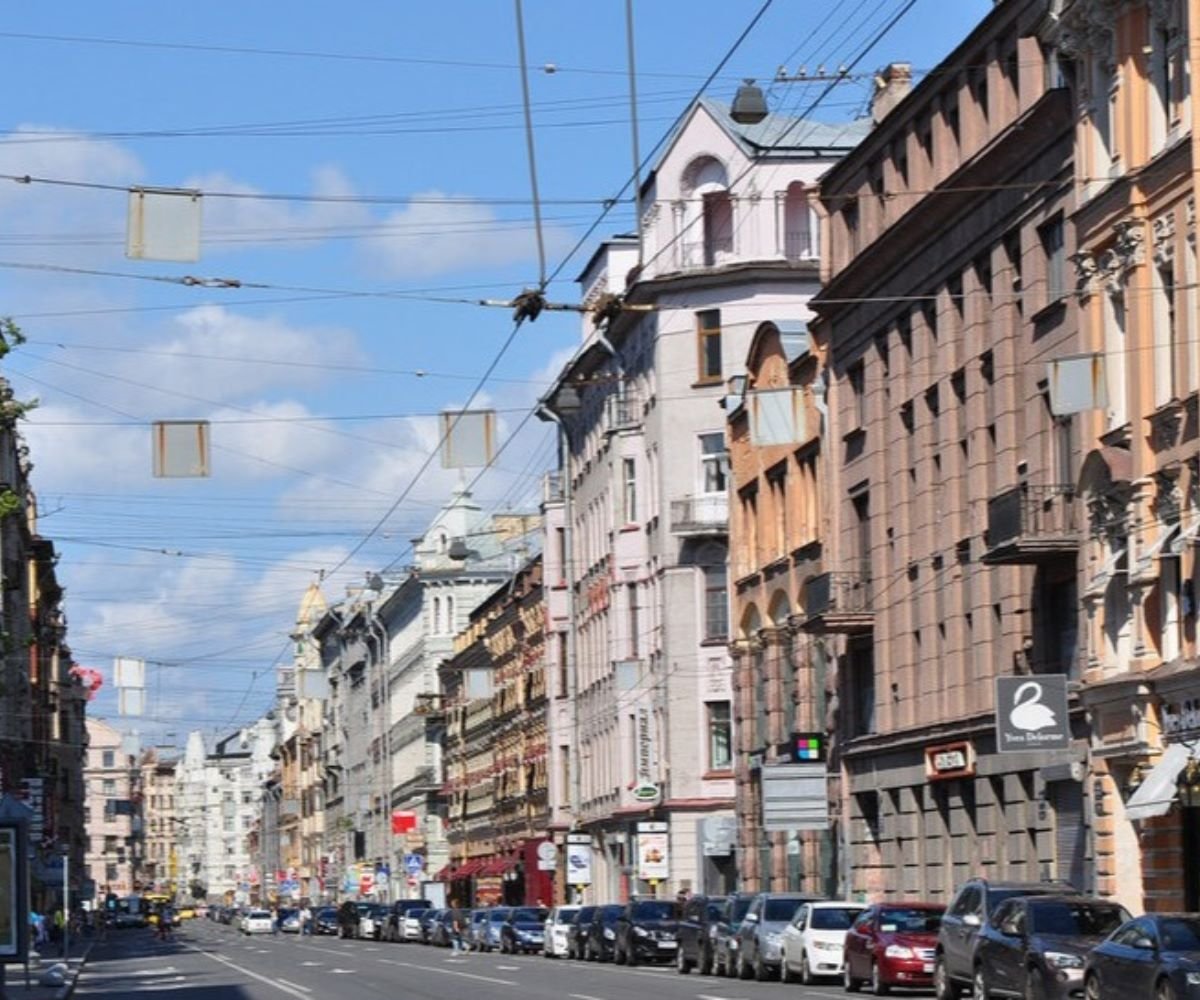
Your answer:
[935,878,1078,999]
[614,898,681,965]
[584,904,624,961]
[676,894,726,975]
[974,894,1128,1000]
[568,905,597,959]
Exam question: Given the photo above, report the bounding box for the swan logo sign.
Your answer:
[995,676,1071,752]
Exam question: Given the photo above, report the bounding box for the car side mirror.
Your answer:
[962,913,981,928]
[1133,936,1156,951]
[745,913,758,923]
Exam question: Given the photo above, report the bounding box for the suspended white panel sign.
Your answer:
[152,420,211,478]
[761,762,829,831]
[440,409,495,469]
[113,657,145,689]
[126,187,203,262]
[465,668,492,700]
[1048,354,1108,415]
[118,688,145,717]
[296,668,330,701]
[750,388,807,445]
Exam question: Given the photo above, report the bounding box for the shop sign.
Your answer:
[636,827,669,882]
[565,840,592,885]
[924,740,976,782]
[635,707,657,801]
[995,676,1071,753]
[1162,696,1200,738]
[536,841,558,872]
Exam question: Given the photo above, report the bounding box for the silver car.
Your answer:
[735,893,822,981]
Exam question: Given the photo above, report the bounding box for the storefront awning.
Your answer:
[477,857,514,877]
[432,864,454,881]
[453,860,484,878]
[1125,743,1191,820]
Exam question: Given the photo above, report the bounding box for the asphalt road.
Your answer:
[74,920,934,1000]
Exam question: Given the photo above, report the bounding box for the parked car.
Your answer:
[676,894,726,975]
[241,908,274,935]
[736,893,820,981]
[337,900,376,939]
[1084,913,1200,1000]
[974,894,1129,1000]
[568,906,597,959]
[614,898,680,965]
[314,906,338,935]
[501,906,549,954]
[278,908,301,933]
[584,904,625,962]
[384,899,433,942]
[778,900,863,984]
[477,907,513,952]
[935,878,1077,999]
[366,903,391,940]
[713,893,756,977]
[843,901,945,994]
[429,908,456,947]
[466,908,490,950]
[418,908,444,943]
[398,908,427,942]
[543,905,579,958]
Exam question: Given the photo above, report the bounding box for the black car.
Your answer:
[418,907,445,943]
[1084,914,1200,1000]
[336,900,371,938]
[615,898,681,966]
[500,906,549,954]
[935,878,1078,999]
[568,906,597,959]
[385,899,432,941]
[584,904,625,961]
[314,906,338,935]
[713,892,756,977]
[676,894,726,975]
[975,895,1128,1000]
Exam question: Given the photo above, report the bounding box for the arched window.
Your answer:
[782,181,814,259]
[681,156,733,267]
[435,531,448,555]
[432,596,442,634]
[445,595,455,635]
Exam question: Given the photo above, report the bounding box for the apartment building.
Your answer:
[83,719,137,898]
[540,96,869,900]
[138,749,177,893]
[441,555,551,906]
[1052,0,1200,912]
[805,0,1089,900]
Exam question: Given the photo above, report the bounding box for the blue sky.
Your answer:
[0,0,993,744]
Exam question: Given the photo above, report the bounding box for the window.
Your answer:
[445,595,455,634]
[557,633,568,697]
[102,750,115,768]
[1039,216,1066,303]
[432,596,442,634]
[104,835,118,853]
[621,457,637,524]
[702,190,733,264]
[697,310,722,382]
[848,361,867,428]
[699,543,729,641]
[699,432,729,494]
[843,200,860,255]
[555,527,566,583]
[105,864,118,883]
[627,583,640,658]
[975,251,993,303]
[707,701,732,770]
[102,779,115,796]
[1155,262,1178,405]
[768,464,787,557]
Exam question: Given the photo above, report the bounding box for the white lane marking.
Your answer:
[496,964,519,970]
[329,968,356,974]
[191,946,313,999]
[377,957,518,987]
[569,994,609,1000]
[300,961,323,966]
[277,978,313,993]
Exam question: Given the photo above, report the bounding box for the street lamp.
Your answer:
[730,79,768,124]
[1178,757,1200,809]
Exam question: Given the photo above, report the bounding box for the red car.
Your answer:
[843,901,944,995]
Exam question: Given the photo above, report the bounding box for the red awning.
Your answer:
[453,860,483,878]
[477,857,514,877]
[432,864,454,881]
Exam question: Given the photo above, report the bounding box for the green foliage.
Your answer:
[0,488,21,520]
[0,318,25,359]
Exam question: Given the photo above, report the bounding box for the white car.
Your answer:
[779,901,864,985]
[241,909,274,935]
[402,910,427,941]
[543,905,580,957]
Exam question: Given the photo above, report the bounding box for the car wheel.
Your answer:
[1024,967,1046,1000]
[935,956,962,1000]
[699,944,713,976]
[973,965,991,1000]
[1157,979,1178,1000]
[1084,973,1102,1000]
[800,952,814,986]
[676,946,690,975]
[872,960,890,996]
[780,949,797,984]
[738,952,753,980]
[844,960,862,993]
[754,952,770,982]
[614,942,626,965]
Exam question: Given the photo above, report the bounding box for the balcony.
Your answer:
[800,572,874,634]
[982,483,1079,565]
[542,470,563,504]
[605,389,640,433]
[278,798,301,823]
[670,494,729,536]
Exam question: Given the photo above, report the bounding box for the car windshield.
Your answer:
[811,907,862,930]
[318,908,336,918]
[513,908,548,922]
[987,889,1047,915]
[558,910,578,924]
[577,907,596,923]
[764,899,804,921]
[729,898,752,922]
[600,905,623,922]
[489,910,511,923]
[1030,903,1127,937]
[879,907,944,933]
[1160,918,1200,952]
[248,910,270,919]
[408,910,427,919]
[632,901,678,920]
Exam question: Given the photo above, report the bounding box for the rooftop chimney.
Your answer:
[870,62,913,124]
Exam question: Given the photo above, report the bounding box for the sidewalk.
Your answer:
[1,937,94,1000]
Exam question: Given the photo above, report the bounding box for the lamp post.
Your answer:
[537,385,582,901]
[1178,757,1200,809]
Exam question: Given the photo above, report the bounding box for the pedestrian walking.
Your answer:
[299,904,312,936]
[450,908,466,954]
[271,906,280,936]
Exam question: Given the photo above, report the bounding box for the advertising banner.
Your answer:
[636,827,669,882]
[995,675,1071,753]
[565,838,592,886]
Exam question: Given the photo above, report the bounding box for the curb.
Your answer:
[52,942,94,1000]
